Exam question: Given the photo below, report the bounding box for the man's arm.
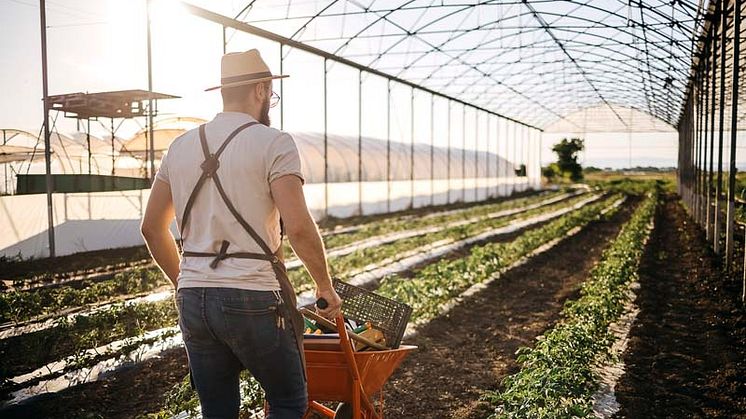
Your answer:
[270,174,342,318]
[141,180,180,288]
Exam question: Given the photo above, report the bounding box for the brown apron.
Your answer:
[178,122,307,382]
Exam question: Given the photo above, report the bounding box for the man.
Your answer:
[140,49,342,419]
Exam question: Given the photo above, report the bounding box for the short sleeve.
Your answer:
[267,133,305,185]
[155,151,170,184]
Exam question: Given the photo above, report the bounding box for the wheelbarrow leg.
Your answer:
[336,315,382,419]
[304,401,336,418]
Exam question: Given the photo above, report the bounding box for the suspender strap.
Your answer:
[179,121,282,269]
[179,122,258,246]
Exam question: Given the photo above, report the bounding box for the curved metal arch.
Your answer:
[233,0,706,130]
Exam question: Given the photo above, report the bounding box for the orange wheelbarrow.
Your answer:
[301,312,416,419]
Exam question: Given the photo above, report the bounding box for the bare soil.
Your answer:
[382,197,638,418]
[612,195,746,418]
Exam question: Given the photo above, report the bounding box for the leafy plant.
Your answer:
[376,194,623,324]
[484,189,658,418]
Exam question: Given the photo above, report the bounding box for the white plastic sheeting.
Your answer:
[0,176,537,259]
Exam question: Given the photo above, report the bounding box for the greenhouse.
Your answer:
[0,0,745,418]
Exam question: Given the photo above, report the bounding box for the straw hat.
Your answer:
[205,49,288,92]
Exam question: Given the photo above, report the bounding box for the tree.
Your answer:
[542,164,558,182]
[551,137,584,181]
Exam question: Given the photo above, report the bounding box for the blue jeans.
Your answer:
[176,287,307,419]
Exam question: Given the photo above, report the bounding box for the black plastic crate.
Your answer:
[334,278,412,349]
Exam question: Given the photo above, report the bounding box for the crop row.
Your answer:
[376,194,625,325]
[484,189,657,418]
[0,192,590,385]
[287,192,591,291]
[0,190,575,324]
[143,193,622,418]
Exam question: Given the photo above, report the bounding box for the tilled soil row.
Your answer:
[612,195,746,418]
[383,196,639,419]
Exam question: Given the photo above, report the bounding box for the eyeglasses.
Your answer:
[269,91,280,108]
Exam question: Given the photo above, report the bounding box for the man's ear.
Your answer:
[254,82,267,100]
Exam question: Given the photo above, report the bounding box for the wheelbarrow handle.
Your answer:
[300,308,388,351]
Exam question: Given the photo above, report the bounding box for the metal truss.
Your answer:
[223,0,712,130]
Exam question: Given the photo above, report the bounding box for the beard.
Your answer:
[259,97,271,126]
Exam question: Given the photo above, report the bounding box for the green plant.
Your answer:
[484,190,658,418]
[376,194,622,324]
[552,138,585,181]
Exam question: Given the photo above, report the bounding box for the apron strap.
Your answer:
[179,122,259,247]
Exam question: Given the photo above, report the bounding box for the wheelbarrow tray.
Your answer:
[304,345,416,402]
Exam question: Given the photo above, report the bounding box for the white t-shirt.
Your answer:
[156,112,305,291]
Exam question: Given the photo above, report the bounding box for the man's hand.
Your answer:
[315,286,342,319]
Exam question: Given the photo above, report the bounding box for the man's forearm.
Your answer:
[143,229,181,288]
[287,225,333,291]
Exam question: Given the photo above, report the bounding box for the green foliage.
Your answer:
[0,299,178,379]
[552,138,585,182]
[484,189,658,418]
[589,177,669,197]
[0,268,169,323]
[542,164,560,182]
[142,366,264,418]
[377,194,622,324]
[287,192,592,292]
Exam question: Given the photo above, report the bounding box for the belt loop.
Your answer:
[209,240,230,269]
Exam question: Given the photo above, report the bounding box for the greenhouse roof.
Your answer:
[210,0,716,131]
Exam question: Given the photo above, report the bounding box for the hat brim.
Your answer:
[205,74,289,92]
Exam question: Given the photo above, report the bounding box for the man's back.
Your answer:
[156,111,304,291]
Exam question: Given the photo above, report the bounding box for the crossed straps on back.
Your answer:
[180,122,282,269]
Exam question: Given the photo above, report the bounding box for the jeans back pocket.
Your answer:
[221,301,281,357]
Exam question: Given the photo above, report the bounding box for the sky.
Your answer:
[0,0,691,170]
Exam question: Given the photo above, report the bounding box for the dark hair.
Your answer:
[220,81,270,105]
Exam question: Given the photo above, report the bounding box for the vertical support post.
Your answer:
[146,0,155,182]
[727,0,741,268]
[386,80,391,212]
[512,122,517,195]
[462,105,466,202]
[410,88,415,209]
[279,44,284,131]
[222,25,227,54]
[486,114,491,198]
[447,100,451,204]
[358,70,363,216]
[700,36,712,230]
[39,0,56,258]
[714,0,727,254]
[323,58,328,219]
[475,111,479,200]
[496,119,500,196]
[430,94,434,207]
[2,130,7,194]
[695,61,703,223]
[111,119,116,176]
[707,12,718,242]
[86,118,91,175]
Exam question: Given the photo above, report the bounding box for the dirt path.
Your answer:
[383,197,639,418]
[612,195,746,418]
